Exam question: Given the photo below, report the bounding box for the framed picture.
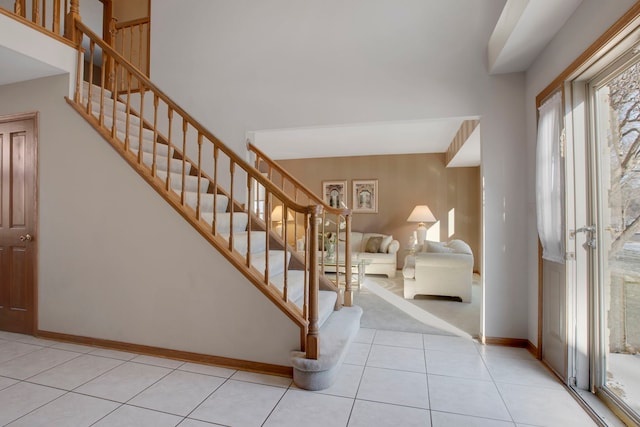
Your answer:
[322,180,347,208]
[352,179,378,213]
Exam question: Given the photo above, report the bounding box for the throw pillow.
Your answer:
[365,236,383,253]
[379,235,393,253]
[422,240,444,252]
[447,239,472,255]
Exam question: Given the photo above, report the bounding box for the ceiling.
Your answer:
[1,0,583,164]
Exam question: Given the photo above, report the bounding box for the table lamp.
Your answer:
[407,205,436,245]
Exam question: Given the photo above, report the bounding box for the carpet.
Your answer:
[353,274,481,338]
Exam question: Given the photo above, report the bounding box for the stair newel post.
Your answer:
[64,0,80,45]
[307,205,322,360]
[344,214,353,307]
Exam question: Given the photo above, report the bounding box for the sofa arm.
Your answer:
[387,240,400,254]
[414,252,473,268]
[402,255,415,279]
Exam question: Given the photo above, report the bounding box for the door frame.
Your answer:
[0,111,39,335]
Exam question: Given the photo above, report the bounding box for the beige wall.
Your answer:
[112,0,149,22]
[277,153,482,272]
[0,75,299,366]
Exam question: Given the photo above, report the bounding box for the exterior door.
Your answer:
[0,115,37,335]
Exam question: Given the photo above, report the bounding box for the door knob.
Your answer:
[19,234,32,242]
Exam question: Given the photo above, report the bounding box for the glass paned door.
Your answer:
[593,59,640,419]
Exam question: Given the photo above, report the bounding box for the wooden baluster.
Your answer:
[302,213,309,319]
[166,108,173,191]
[99,60,106,127]
[85,40,95,115]
[124,72,132,151]
[74,32,82,103]
[228,161,235,252]
[64,0,80,44]
[265,195,271,283]
[283,204,289,301]
[41,0,46,28]
[137,85,145,164]
[344,214,353,307]
[32,0,39,25]
[14,0,24,17]
[129,26,134,65]
[212,146,219,234]
[53,0,61,35]
[138,23,144,71]
[110,63,118,139]
[151,94,159,176]
[307,207,320,360]
[196,133,203,219]
[181,119,187,205]
[246,175,252,265]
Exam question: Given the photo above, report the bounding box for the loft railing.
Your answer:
[248,143,355,306]
[4,0,80,45]
[66,19,329,359]
[110,16,150,87]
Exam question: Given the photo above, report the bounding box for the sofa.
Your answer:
[323,231,400,278]
[402,239,473,302]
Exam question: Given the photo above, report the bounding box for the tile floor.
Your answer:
[0,329,598,426]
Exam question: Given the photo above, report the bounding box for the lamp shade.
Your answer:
[407,205,436,223]
[271,205,294,222]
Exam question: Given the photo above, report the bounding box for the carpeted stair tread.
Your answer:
[220,231,267,254]
[156,170,210,193]
[200,212,248,234]
[90,100,141,126]
[139,150,186,174]
[291,304,362,391]
[249,250,290,278]
[183,191,228,214]
[270,270,306,307]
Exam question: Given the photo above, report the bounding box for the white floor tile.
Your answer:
[94,404,183,427]
[344,342,371,366]
[0,331,25,341]
[354,328,376,344]
[373,330,424,349]
[75,362,171,402]
[179,419,218,427]
[348,399,431,427]
[230,370,292,388]
[428,374,511,421]
[431,411,515,426]
[0,376,18,391]
[0,382,66,425]
[357,367,429,408]
[313,363,364,398]
[89,348,138,361]
[12,336,56,347]
[264,389,352,427]
[423,334,479,354]
[484,356,562,389]
[131,354,184,369]
[476,345,533,361]
[178,362,236,378]
[0,341,43,364]
[129,370,225,416]
[28,354,123,390]
[425,349,492,381]
[0,347,80,380]
[367,345,426,373]
[7,391,119,427]
[191,379,286,426]
[497,382,597,426]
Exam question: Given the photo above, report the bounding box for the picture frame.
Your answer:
[322,180,347,208]
[352,179,378,213]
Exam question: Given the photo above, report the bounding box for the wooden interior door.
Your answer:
[0,115,37,335]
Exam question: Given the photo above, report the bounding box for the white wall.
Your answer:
[0,75,300,366]
[525,0,636,345]
[150,0,531,340]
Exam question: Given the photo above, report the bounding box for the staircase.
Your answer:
[1,2,362,390]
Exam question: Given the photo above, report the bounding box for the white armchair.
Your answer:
[402,240,473,302]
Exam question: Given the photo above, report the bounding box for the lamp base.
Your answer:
[416,223,427,246]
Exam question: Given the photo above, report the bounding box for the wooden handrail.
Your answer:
[1,1,75,47]
[72,19,334,359]
[115,16,149,30]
